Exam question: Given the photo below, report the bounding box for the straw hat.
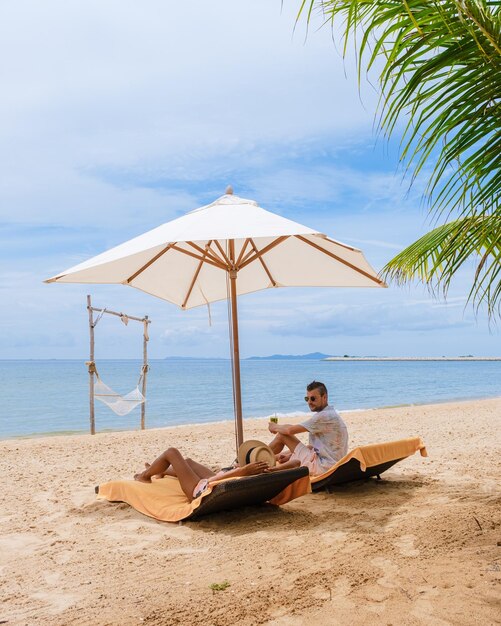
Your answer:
[238,440,276,468]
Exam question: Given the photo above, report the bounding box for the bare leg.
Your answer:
[184,458,216,478]
[268,433,302,455]
[268,434,285,455]
[134,448,204,500]
[145,457,215,480]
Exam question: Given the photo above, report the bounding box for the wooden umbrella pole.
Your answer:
[87,294,96,435]
[229,268,244,451]
[141,316,149,430]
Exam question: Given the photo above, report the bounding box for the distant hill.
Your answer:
[163,352,333,361]
[245,352,331,361]
[163,356,228,360]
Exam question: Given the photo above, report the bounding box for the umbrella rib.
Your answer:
[213,240,231,267]
[249,239,277,286]
[186,241,227,267]
[170,245,227,270]
[206,241,231,268]
[125,242,176,283]
[239,247,256,266]
[235,238,251,268]
[238,236,289,270]
[182,244,213,309]
[294,235,386,285]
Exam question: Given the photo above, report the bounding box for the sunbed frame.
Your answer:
[311,457,404,492]
[310,437,427,492]
[95,466,309,520]
[188,466,309,519]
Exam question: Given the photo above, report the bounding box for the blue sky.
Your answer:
[0,1,498,359]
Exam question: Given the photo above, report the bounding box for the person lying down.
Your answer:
[134,441,300,502]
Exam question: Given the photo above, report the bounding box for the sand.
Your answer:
[1,397,500,626]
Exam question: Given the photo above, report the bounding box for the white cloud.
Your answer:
[0,0,378,226]
[269,300,472,338]
[160,324,220,346]
[0,1,497,360]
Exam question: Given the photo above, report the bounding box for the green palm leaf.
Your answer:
[383,215,501,318]
[298,0,501,317]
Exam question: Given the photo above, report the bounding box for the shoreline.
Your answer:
[2,394,501,443]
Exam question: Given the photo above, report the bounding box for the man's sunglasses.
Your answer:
[304,395,319,402]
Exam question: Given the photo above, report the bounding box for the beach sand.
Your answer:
[1,397,500,625]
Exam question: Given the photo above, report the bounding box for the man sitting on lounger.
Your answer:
[268,380,348,477]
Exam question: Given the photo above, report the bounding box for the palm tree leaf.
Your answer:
[300,0,501,318]
[382,215,501,316]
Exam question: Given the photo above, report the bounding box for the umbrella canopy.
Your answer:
[46,189,385,450]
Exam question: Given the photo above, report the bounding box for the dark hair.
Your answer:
[307,381,327,396]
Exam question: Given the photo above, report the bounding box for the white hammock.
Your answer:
[93,368,145,416]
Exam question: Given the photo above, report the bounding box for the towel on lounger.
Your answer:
[97,472,311,522]
[311,436,427,484]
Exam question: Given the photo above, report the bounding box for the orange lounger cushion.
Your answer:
[311,437,427,491]
[96,466,311,522]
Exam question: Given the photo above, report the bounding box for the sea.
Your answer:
[0,359,499,439]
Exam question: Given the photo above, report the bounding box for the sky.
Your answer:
[0,0,498,359]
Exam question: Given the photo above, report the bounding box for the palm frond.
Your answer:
[299,0,501,317]
[382,214,501,317]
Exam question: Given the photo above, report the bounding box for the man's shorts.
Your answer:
[291,442,323,476]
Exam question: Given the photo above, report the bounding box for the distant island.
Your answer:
[246,352,332,361]
[163,356,228,360]
[164,353,500,361]
[324,356,501,361]
[164,352,333,361]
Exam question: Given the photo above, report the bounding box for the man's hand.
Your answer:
[268,422,308,436]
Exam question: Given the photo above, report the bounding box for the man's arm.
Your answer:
[268,422,308,436]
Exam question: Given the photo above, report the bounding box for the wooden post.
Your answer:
[229,270,244,451]
[87,294,95,435]
[228,239,243,452]
[85,298,150,433]
[141,316,149,430]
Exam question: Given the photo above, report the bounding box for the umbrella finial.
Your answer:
[225,185,234,195]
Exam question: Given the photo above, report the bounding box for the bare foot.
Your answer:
[142,462,169,479]
[267,459,300,472]
[134,471,152,483]
[277,453,291,464]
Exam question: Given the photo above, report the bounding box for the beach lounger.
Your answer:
[96,466,310,522]
[311,437,427,492]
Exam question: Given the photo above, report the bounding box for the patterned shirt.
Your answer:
[300,404,348,473]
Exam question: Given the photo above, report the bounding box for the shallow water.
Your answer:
[1,359,499,438]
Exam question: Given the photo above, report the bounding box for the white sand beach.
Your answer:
[1,397,500,625]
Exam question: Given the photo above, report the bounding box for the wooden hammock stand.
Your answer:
[86,294,151,435]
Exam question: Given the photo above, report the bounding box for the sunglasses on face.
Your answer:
[304,395,320,402]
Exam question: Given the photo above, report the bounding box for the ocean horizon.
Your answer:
[1,358,499,439]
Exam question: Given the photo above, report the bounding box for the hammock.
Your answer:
[92,365,146,416]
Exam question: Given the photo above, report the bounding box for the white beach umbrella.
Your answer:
[46,188,385,450]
